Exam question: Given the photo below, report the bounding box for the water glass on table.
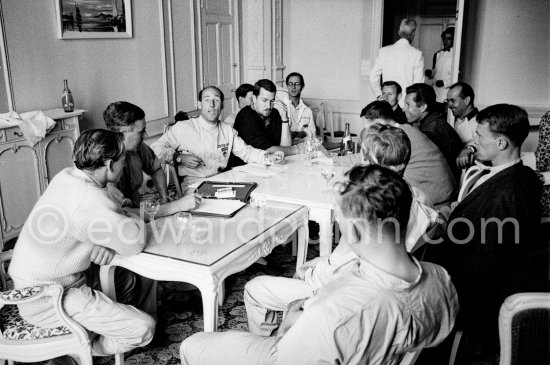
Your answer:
[321,167,335,193]
[143,198,160,229]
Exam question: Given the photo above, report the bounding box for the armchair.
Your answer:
[498,292,550,365]
[0,250,123,365]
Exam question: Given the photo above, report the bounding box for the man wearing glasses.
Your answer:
[275,72,316,140]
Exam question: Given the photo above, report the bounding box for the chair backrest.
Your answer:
[498,292,550,365]
[311,103,326,135]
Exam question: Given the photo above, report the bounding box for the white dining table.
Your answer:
[199,155,348,257]
[100,202,309,332]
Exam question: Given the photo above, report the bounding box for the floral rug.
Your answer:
[38,243,318,365]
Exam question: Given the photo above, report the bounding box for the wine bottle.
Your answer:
[62,79,74,112]
[339,123,353,156]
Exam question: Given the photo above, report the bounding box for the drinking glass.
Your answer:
[263,154,274,177]
[321,167,335,193]
[250,195,266,210]
[174,212,192,245]
[143,198,160,229]
[304,140,315,167]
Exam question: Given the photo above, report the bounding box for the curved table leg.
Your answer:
[197,278,219,332]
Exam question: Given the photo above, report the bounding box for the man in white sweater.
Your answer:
[8,129,155,356]
[152,85,283,185]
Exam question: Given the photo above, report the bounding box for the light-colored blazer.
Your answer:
[370,38,425,107]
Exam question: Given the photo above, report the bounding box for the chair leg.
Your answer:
[114,353,124,365]
[448,330,463,365]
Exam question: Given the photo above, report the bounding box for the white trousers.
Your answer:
[244,275,313,336]
[180,330,277,365]
[19,278,156,356]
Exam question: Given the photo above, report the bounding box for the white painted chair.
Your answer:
[0,250,124,365]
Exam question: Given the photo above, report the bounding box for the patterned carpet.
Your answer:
[42,243,317,365]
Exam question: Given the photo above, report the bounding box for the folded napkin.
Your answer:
[0,110,56,146]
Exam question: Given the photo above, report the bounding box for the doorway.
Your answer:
[382,0,462,87]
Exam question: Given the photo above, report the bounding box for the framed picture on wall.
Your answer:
[55,0,132,39]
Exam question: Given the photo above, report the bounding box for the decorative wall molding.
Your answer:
[243,0,267,82]
[0,0,13,111]
[271,0,285,86]
[146,0,170,123]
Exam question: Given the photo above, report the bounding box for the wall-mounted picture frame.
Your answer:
[55,0,132,39]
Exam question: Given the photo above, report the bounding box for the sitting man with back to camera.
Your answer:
[152,85,284,186]
[180,164,458,364]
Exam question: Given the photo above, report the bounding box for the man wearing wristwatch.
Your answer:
[152,85,284,185]
[104,101,202,215]
[233,79,299,157]
[446,82,479,168]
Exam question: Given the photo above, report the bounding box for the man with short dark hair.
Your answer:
[370,19,424,107]
[337,100,456,208]
[224,83,254,127]
[8,129,156,356]
[379,80,407,124]
[426,104,544,364]
[233,79,298,156]
[404,83,463,178]
[180,165,458,365]
[275,72,316,139]
[152,85,283,184]
[104,101,201,215]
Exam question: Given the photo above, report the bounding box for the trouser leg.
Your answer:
[243,275,313,336]
[63,284,156,356]
[180,331,277,365]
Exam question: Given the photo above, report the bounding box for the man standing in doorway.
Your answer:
[370,19,424,107]
[426,27,455,112]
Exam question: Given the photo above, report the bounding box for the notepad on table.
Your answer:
[190,198,246,218]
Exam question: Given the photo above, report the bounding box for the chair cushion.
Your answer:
[0,305,71,340]
[1,286,43,301]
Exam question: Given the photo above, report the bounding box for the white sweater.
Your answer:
[152,116,266,183]
[9,168,145,289]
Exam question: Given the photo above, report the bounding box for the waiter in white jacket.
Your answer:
[370,19,424,108]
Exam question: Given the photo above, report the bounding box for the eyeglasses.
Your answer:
[287,82,302,88]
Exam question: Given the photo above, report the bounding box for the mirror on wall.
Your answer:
[0,1,13,113]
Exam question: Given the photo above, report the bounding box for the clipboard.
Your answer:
[196,181,257,202]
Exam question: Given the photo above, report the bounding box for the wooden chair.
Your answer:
[0,250,124,365]
[498,292,550,365]
[321,104,359,146]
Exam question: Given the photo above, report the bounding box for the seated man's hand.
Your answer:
[90,245,116,265]
[179,154,203,168]
[178,192,202,211]
[456,147,475,169]
[293,256,324,280]
[268,151,285,163]
[435,80,444,87]
[277,298,306,338]
[273,99,288,121]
